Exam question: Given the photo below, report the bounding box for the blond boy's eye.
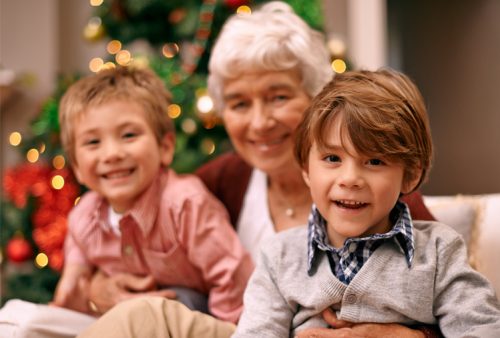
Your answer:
[368,158,384,165]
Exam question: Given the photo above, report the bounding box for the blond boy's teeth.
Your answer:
[105,170,131,179]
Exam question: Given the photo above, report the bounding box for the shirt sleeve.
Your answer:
[64,209,91,266]
[176,192,254,324]
[233,242,294,337]
[433,234,500,336]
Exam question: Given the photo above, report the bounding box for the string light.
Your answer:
[52,155,66,170]
[162,43,179,59]
[9,132,22,146]
[331,59,347,74]
[38,143,46,154]
[89,57,104,72]
[200,138,216,155]
[237,6,252,15]
[89,0,103,6]
[107,40,122,55]
[35,253,49,268]
[51,175,65,190]
[115,50,131,66]
[26,149,39,163]
[167,104,182,119]
[196,95,214,114]
[74,196,81,206]
[181,118,197,134]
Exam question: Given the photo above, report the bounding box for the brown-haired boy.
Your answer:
[0,66,252,338]
[233,68,500,337]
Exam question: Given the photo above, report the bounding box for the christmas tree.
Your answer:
[1,0,326,305]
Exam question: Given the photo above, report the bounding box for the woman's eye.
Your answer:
[368,158,384,166]
[324,155,341,163]
[229,101,249,111]
[84,139,99,146]
[272,94,288,102]
[123,132,137,139]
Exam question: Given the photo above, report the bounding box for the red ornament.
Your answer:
[224,0,249,9]
[6,237,33,263]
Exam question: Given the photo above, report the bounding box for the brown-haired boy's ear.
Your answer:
[401,169,422,195]
[159,132,176,167]
[301,168,311,188]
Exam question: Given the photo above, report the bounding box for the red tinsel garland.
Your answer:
[3,162,80,271]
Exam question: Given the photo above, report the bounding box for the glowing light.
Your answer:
[167,104,182,119]
[101,62,116,70]
[75,196,81,205]
[52,155,66,169]
[9,132,22,146]
[35,253,49,268]
[115,50,131,66]
[89,57,104,72]
[131,56,149,68]
[237,6,252,15]
[51,175,65,190]
[26,149,39,163]
[328,37,346,56]
[107,40,122,54]
[39,143,46,154]
[162,43,180,59]
[331,59,347,74]
[181,118,197,134]
[90,0,103,6]
[196,95,214,114]
[201,138,216,155]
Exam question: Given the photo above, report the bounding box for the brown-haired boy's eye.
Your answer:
[368,159,384,165]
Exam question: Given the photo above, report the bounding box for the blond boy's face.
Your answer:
[72,100,174,213]
[302,120,417,248]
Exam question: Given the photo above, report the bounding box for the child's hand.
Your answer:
[51,270,92,314]
[294,308,426,338]
[88,271,177,314]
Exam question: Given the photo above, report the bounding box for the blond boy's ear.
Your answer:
[72,163,86,186]
[160,132,176,167]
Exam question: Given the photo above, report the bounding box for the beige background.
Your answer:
[1,0,499,195]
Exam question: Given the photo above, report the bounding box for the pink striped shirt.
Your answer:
[64,169,253,323]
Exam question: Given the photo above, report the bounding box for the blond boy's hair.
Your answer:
[295,68,433,192]
[59,66,173,165]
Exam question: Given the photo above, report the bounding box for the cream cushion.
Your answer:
[424,194,500,297]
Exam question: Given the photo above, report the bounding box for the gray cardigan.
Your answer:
[233,221,500,338]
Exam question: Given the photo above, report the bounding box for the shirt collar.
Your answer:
[307,200,415,275]
[90,170,165,237]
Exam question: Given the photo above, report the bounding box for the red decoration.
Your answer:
[6,237,33,263]
[224,0,249,9]
[3,162,80,271]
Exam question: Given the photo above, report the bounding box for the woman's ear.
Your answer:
[159,132,176,167]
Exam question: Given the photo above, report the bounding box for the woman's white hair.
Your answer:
[208,1,333,112]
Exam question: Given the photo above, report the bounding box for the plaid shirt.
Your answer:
[307,201,415,284]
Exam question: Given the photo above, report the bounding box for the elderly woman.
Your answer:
[78,2,439,338]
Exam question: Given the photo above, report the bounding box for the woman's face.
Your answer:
[221,70,311,176]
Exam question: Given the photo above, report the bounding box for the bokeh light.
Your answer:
[107,40,122,54]
[237,6,252,15]
[90,0,103,6]
[26,149,39,163]
[115,50,131,66]
[196,95,214,114]
[52,155,66,169]
[35,253,49,268]
[89,57,104,72]
[9,132,22,146]
[167,104,182,119]
[331,59,347,73]
[162,43,180,59]
[51,175,65,190]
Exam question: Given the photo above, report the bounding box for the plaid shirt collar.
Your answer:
[307,201,415,284]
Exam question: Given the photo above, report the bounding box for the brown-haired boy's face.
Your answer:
[302,119,415,248]
[71,99,174,213]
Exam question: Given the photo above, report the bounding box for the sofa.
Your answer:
[423,193,500,297]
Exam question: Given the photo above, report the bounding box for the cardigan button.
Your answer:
[345,294,357,304]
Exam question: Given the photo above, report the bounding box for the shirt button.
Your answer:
[123,245,134,256]
[345,294,357,304]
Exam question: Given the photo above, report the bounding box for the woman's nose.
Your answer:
[249,102,275,130]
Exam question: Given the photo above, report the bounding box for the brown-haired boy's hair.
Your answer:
[294,68,433,193]
[59,66,173,165]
